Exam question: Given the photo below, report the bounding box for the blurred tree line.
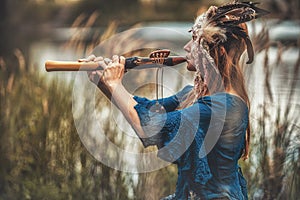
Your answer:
[1,0,299,59]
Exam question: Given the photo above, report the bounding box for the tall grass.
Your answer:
[0,17,132,199]
[1,11,299,199]
[242,21,300,199]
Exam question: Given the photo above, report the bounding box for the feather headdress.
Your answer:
[190,1,269,98]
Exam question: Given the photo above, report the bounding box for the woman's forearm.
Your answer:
[107,83,146,138]
[87,55,146,139]
[97,83,112,100]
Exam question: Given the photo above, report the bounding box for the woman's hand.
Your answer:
[101,55,126,89]
[78,54,103,86]
[79,54,126,91]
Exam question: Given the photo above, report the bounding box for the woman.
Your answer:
[82,2,268,199]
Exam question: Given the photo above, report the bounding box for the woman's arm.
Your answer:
[108,81,147,138]
[82,55,147,139]
[80,55,112,100]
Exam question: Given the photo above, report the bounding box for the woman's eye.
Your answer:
[192,35,197,41]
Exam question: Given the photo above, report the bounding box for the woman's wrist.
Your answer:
[106,81,122,93]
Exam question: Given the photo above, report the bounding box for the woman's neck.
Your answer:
[226,88,239,96]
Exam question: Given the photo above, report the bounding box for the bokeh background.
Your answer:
[0,0,299,199]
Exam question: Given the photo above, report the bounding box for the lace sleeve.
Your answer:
[134,96,214,186]
[133,85,193,147]
[133,85,193,112]
[133,97,211,158]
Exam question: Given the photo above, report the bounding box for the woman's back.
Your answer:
[202,93,248,199]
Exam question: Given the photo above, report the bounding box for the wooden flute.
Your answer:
[45,56,187,72]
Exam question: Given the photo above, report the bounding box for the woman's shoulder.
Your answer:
[216,93,249,118]
[177,85,193,95]
[174,85,193,100]
[200,93,248,111]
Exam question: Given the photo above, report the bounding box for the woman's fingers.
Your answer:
[83,55,105,84]
[119,56,125,65]
[112,55,119,63]
[115,55,125,78]
[88,70,104,84]
[87,54,96,61]
[103,58,112,65]
[98,55,125,85]
[98,60,107,70]
[84,54,125,86]
[78,54,96,62]
[94,56,104,62]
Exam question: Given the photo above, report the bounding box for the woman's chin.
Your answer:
[187,63,196,71]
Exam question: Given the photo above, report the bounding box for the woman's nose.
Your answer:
[184,40,192,52]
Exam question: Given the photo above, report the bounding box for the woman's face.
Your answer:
[184,40,197,71]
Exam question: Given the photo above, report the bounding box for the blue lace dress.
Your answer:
[133,85,249,200]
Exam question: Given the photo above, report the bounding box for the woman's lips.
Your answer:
[186,60,196,71]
